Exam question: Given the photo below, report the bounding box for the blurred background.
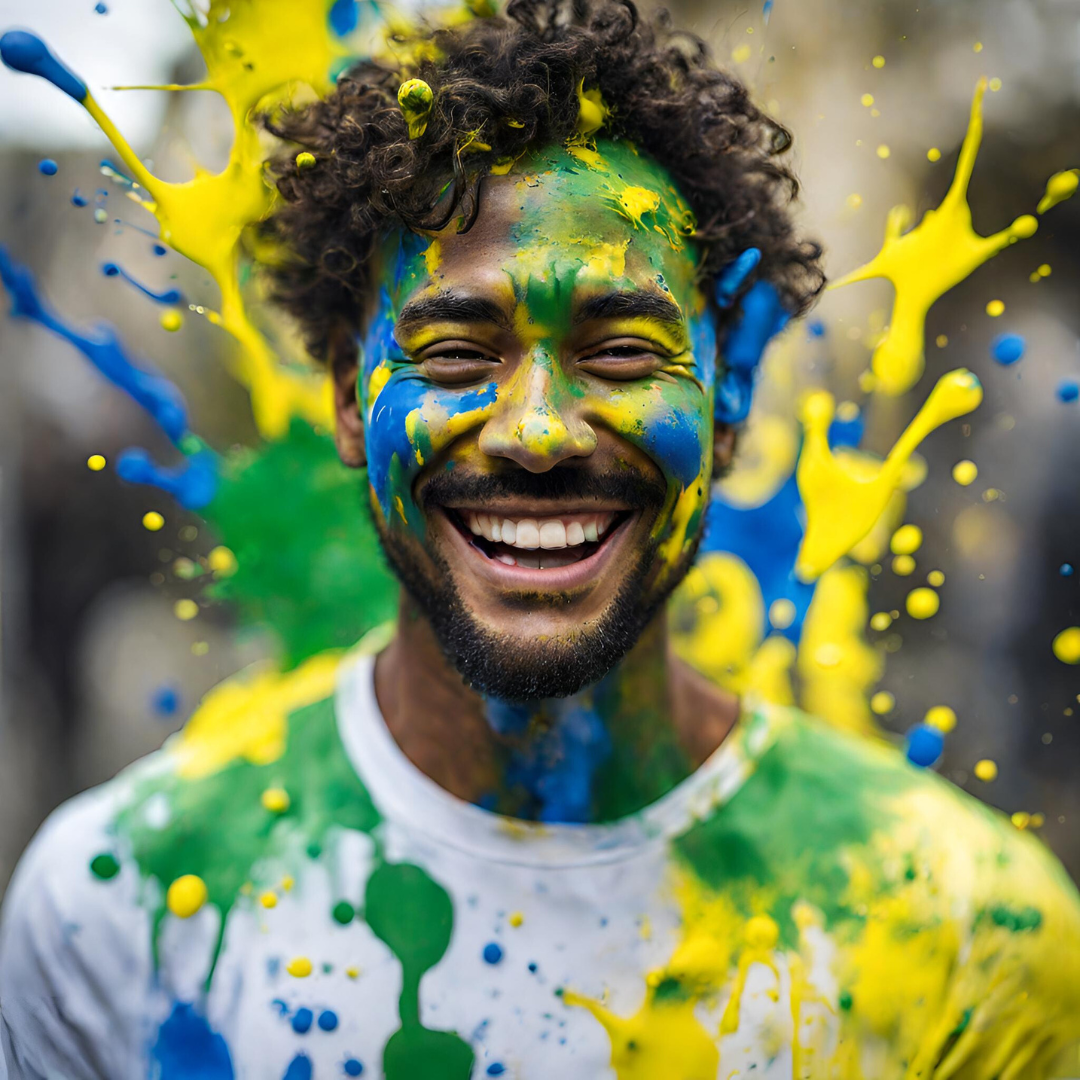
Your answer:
[0,0,1078,898]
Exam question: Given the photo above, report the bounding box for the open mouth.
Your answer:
[445,508,631,569]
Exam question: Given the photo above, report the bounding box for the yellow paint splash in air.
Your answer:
[81,0,347,436]
[170,651,340,779]
[830,80,1055,396]
[795,368,983,580]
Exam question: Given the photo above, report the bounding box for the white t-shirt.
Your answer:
[2,649,1079,1080]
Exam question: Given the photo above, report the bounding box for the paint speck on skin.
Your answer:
[508,911,524,927]
[876,144,890,159]
[260,891,277,909]
[38,158,57,175]
[483,942,504,964]
[1053,626,1080,663]
[287,956,313,978]
[94,1,107,12]
[153,686,179,715]
[166,874,208,918]
[974,758,998,782]
[487,1066,507,1076]
[952,459,978,486]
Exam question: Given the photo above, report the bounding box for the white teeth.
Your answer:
[566,521,585,546]
[501,519,517,544]
[583,520,599,543]
[538,521,567,549]
[490,519,502,543]
[468,512,482,536]
[515,519,541,549]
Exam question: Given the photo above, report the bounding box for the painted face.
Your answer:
[355,140,719,696]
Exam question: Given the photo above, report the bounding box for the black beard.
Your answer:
[371,467,704,701]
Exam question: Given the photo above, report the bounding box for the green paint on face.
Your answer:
[365,862,475,1078]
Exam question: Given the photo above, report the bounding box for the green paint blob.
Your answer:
[89,852,120,880]
[332,900,355,925]
[365,862,474,1079]
[839,989,854,1011]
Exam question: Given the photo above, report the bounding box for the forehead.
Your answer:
[384,140,702,312]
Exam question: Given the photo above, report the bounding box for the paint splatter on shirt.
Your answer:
[1,648,1078,1079]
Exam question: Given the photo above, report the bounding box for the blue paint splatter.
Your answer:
[487,1065,506,1077]
[38,158,58,176]
[991,333,1025,365]
[344,1061,365,1077]
[95,1,108,12]
[71,188,87,206]
[905,724,944,768]
[482,942,503,965]
[153,243,168,256]
[0,31,88,101]
[291,1007,314,1034]
[152,685,179,716]
[330,0,359,35]
[102,261,182,305]
[714,248,761,308]
[808,319,826,337]
[283,1054,313,1080]
[318,1009,339,1032]
[1057,379,1079,403]
[152,1003,234,1080]
[115,444,218,509]
[716,280,790,424]
[1061,563,1074,577]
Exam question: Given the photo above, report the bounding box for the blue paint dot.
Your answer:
[1057,380,1079,403]
[1061,563,1074,577]
[152,685,179,716]
[291,1007,314,1034]
[329,0,359,34]
[38,158,58,176]
[102,262,120,277]
[991,333,1025,365]
[482,942,503,965]
[487,1065,507,1076]
[317,1009,338,1032]
[94,1,108,11]
[527,962,538,973]
[153,243,167,256]
[71,189,87,206]
[906,723,944,768]
[809,319,826,337]
[343,1061,364,1077]
[283,1054,312,1080]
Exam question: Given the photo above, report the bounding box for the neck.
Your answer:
[373,593,740,823]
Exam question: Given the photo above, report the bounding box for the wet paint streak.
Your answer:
[103,261,182,305]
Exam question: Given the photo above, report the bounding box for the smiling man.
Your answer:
[3,0,1080,1078]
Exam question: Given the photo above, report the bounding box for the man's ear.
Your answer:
[713,422,736,477]
[330,329,366,469]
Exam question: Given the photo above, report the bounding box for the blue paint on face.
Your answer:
[0,31,87,101]
[153,1003,234,1080]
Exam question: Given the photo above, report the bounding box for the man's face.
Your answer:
[348,141,720,699]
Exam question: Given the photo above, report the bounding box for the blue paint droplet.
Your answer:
[905,723,944,768]
[0,31,88,101]
[283,1053,313,1080]
[153,243,168,256]
[71,189,87,206]
[482,942,503,965]
[329,0,359,35]
[152,1002,234,1080]
[991,332,1025,365]
[317,1009,338,1032]
[38,158,58,176]
[809,319,826,337]
[291,1007,314,1034]
[487,1065,506,1076]
[152,685,179,716]
[1057,379,1079,403]
[102,262,120,277]
[527,961,538,973]
[1061,563,1074,577]
[343,1061,364,1077]
[95,1,108,11]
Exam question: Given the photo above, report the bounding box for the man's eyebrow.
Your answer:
[573,291,685,327]
[395,292,511,331]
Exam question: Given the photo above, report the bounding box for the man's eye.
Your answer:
[578,345,663,381]
[420,349,499,385]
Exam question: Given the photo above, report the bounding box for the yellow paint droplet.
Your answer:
[876,144,891,159]
[295,151,316,169]
[166,874,208,919]
[952,459,978,486]
[1011,811,1030,829]
[282,875,295,892]
[927,147,941,162]
[191,640,209,656]
[935,334,948,347]
[906,587,940,619]
[974,758,998,782]
[345,966,360,979]
[870,690,895,714]
[745,914,779,949]
[973,41,983,53]
[872,54,886,68]
[1038,263,1052,277]
[1037,170,1080,214]
[925,705,956,732]
[174,598,199,621]
[731,43,752,63]
[846,193,863,210]
[1031,812,1044,828]
[982,488,1001,502]
[768,598,796,630]
[890,524,923,556]
[861,93,874,107]
[892,554,916,576]
[989,77,1002,91]
[927,569,945,587]
[870,611,893,631]
[261,787,290,813]
[208,545,238,576]
[260,891,278,909]
[508,911,524,928]
[1052,626,1080,664]
[986,299,1005,316]
[286,956,313,978]
[87,453,106,471]
[143,511,165,531]
[160,308,183,332]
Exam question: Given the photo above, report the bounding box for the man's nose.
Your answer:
[477,351,597,472]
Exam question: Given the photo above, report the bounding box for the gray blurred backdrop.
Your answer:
[1,0,1078,898]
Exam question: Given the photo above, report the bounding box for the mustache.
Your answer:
[420,466,668,510]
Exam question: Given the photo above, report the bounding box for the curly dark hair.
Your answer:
[263,0,824,365]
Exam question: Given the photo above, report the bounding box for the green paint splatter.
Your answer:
[90,852,120,880]
[332,900,355,924]
[366,862,474,1079]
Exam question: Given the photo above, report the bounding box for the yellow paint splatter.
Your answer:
[167,874,208,918]
[1052,626,1080,664]
[174,598,199,621]
[732,43,752,63]
[906,586,940,619]
[876,144,891,160]
[160,308,182,332]
[260,891,278,909]
[610,185,661,228]
[208,545,238,576]
[261,787,290,813]
[974,758,998,782]
[892,554,916,576]
[870,611,892,631]
[294,151,316,169]
[927,569,945,587]
[508,911,524,928]
[870,690,895,714]
[952,459,978,485]
[142,510,165,531]
[397,78,434,139]
[927,147,941,162]
[926,705,957,732]
[575,79,609,136]
[872,54,886,68]
[795,369,982,580]
[986,299,1004,316]
[861,93,875,107]
[830,80,1040,395]
[847,193,863,210]
[87,453,106,471]
[769,598,796,630]
[1037,169,1080,214]
[286,956,313,978]
[890,524,922,555]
